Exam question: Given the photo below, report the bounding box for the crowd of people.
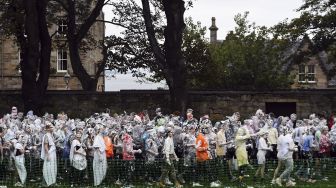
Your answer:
[0,106,335,187]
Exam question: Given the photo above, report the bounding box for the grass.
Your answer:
[1,158,336,188]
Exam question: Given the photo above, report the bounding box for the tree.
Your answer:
[288,0,336,51]
[274,0,336,80]
[52,0,109,91]
[106,0,195,113]
[0,0,108,112]
[195,12,292,90]
[141,0,188,114]
[103,0,158,79]
[0,0,51,114]
[281,0,336,71]
[183,17,211,89]
[103,0,210,113]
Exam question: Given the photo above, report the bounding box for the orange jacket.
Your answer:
[104,136,114,158]
[196,133,209,162]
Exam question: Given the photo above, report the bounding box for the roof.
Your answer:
[281,37,335,77]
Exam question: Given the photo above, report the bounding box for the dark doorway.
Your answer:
[265,102,296,117]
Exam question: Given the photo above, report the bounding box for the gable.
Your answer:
[282,37,335,79]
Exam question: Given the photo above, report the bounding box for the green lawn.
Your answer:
[1,158,336,188]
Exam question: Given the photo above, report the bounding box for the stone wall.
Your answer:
[0,90,335,120]
[290,56,328,89]
[0,10,105,91]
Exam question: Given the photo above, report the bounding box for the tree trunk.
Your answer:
[67,38,97,91]
[20,0,51,115]
[65,0,104,91]
[163,0,187,116]
[21,0,40,114]
[142,0,188,114]
[166,71,187,116]
[36,0,51,111]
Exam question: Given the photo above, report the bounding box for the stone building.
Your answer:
[209,17,336,89]
[0,11,105,91]
[281,36,336,89]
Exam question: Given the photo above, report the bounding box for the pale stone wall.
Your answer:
[0,12,105,91]
[290,56,328,89]
[47,76,104,90]
[288,39,329,89]
[0,37,21,89]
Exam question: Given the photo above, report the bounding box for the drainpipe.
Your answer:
[0,36,3,88]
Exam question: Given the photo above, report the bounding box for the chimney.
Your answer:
[209,17,218,43]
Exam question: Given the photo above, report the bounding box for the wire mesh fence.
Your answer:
[1,156,336,187]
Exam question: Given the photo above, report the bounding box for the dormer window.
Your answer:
[57,19,67,36]
[298,64,316,83]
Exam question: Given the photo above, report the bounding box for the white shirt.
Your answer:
[277,135,285,159]
[163,136,175,158]
[93,134,105,153]
[41,132,56,160]
[258,137,269,151]
[277,134,294,160]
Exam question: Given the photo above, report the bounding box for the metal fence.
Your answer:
[1,157,336,187]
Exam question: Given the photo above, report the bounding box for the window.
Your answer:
[57,19,67,36]
[57,49,67,72]
[307,65,315,82]
[298,64,305,82]
[298,64,316,83]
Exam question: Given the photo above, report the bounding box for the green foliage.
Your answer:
[281,0,336,79]
[0,0,25,43]
[183,17,211,88]
[104,1,206,84]
[193,12,292,90]
[104,0,160,80]
[108,8,292,90]
[289,0,336,50]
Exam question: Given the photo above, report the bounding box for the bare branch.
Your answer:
[141,0,165,66]
[104,0,112,5]
[95,19,145,34]
[50,30,59,38]
[76,0,105,42]
[95,19,128,29]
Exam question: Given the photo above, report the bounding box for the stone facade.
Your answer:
[0,12,105,91]
[290,56,328,89]
[284,38,333,89]
[0,90,334,120]
[0,36,21,89]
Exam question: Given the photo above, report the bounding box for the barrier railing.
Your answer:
[0,157,335,187]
